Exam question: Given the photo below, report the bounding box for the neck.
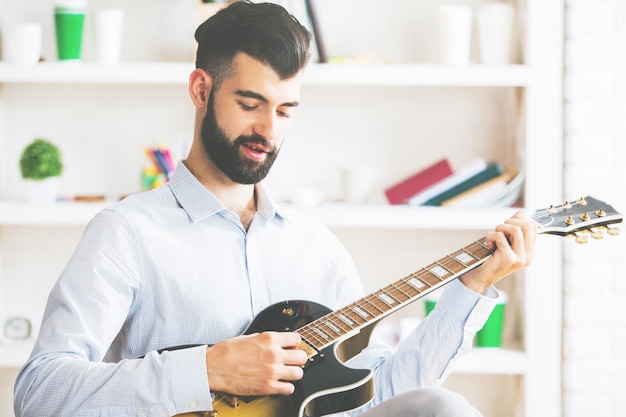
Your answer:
[182,157,257,229]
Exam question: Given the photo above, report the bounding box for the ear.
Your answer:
[189,68,213,108]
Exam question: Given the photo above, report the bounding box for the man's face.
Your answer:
[200,53,303,184]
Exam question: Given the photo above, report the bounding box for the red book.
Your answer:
[384,158,454,205]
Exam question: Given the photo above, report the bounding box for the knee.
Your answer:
[392,387,482,417]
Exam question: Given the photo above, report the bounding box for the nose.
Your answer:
[252,109,279,141]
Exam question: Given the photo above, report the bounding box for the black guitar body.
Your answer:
[241,300,375,417]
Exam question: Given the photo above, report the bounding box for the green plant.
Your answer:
[19,138,64,180]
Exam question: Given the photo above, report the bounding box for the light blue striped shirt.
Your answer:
[14,162,498,417]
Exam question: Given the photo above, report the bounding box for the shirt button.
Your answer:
[189,400,198,408]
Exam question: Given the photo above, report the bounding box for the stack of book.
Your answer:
[384,158,524,208]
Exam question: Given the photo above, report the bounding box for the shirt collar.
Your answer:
[168,161,290,224]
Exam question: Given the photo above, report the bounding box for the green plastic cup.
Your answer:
[424,291,507,348]
[424,299,437,316]
[54,1,86,60]
[475,292,507,347]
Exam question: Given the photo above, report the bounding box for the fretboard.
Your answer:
[297,237,493,351]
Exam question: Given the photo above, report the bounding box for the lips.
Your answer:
[242,141,269,161]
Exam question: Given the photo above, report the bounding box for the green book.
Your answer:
[423,162,504,206]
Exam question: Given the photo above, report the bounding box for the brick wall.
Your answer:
[563,1,626,416]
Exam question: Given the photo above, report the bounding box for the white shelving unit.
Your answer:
[0,1,563,417]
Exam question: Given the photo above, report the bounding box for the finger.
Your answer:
[268,331,302,348]
[495,222,525,250]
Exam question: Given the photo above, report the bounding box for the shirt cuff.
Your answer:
[166,345,213,413]
[437,279,500,331]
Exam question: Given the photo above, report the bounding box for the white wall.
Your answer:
[562,1,626,417]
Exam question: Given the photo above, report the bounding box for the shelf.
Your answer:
[0,201,517,229]
[304,64,530,87]
[0,344,31,368]
[0,201,108,226]
[452,347,527,375]
[0,62,529,87]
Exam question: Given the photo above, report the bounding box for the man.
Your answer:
[14,2,537,416]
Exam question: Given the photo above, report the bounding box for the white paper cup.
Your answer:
[5,23,42,65]
[94,9,124,65]
[437,5,473,65]
[477,3,515,65]
[340,166,377,203]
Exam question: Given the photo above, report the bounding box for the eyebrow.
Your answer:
[235,90,300,108]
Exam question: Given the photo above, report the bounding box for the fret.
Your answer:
[319,319,342,336]
[343,306,368,325]
[419,268,442,286]
[326,313,354,333]
[375,290,397,307]
[352,305,371,319]
[441,255,467,273]
[301,329,325,346]
[452,250,474,265]
[388,282,411,301]
[362,295,387,314]
[428,263,449,279]
[337,310,360,326]
[312,326,331,341]
[407,273,430,291]
[395,278,420,298]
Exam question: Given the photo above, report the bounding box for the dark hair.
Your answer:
[194,1,312,88]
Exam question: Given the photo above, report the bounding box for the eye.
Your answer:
[277,109,293,119]
[238,101,259,112]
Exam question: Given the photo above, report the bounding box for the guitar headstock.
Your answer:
[533,196,623,243]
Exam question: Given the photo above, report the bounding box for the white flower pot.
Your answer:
[26,177,60,203]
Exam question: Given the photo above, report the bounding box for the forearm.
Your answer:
[348,280,498,414]
[15,346,210,417]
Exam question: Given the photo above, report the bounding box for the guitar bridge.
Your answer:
[214,393,240,409]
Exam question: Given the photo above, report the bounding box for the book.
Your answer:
[384,158,453,205]
[421,162,505,206]
[407,158,487,206]
[441,166,518,207]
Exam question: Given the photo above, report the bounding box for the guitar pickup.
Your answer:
[297,340,318,359]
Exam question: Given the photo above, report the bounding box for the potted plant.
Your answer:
[19,138,64,203]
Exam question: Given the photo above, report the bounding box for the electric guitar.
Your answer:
[174,196,622,417]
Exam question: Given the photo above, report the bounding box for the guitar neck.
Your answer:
[298,237,493,351]
[297,196,623,351]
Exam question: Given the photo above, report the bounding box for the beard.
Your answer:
[200,95,281,185]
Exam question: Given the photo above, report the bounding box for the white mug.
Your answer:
[437,5,473,66]
[94,9,124,65]
[478,3,515,65]
[5,23,42,65]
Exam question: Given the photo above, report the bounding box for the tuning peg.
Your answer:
[577,197,587,206]
[580,213,591,221]
[565,215,575,226]
[547,204,556,214]
[607,225,620,236]
[573,232,589,244]
[563,201,572,209]
[591,228,605,240]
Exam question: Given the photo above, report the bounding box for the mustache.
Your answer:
[235,135,278,154]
